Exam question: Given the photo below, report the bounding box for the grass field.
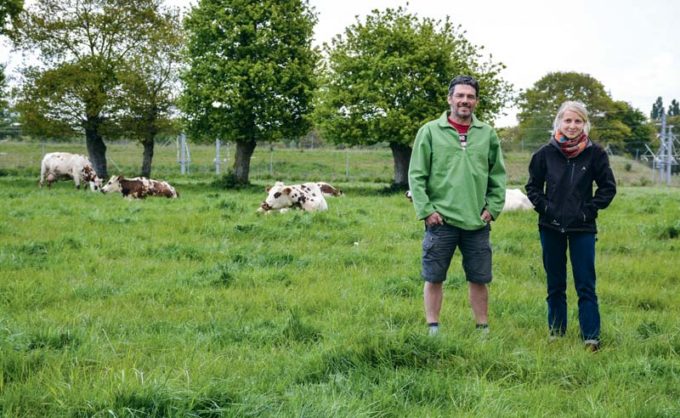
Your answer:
[1,141,680,417]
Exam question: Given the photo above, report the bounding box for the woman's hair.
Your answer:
[553,101,591,136]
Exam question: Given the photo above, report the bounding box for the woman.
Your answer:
[525,101,617,351]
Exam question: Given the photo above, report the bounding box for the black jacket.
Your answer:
[525,140,617,233]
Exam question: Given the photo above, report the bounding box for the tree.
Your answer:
[517,72,655,156]
[651,96,664,120]
[0,64,12,135]
[114,6,183,178]
[14,0,169,179]
[180,0,318,185]
[517,72,614,146]
[608,101,655,156]
[1,0,23,135]
[0,0,22,38]
[315,7,512,187]
[668,99,680,117]
[0,64,6,111]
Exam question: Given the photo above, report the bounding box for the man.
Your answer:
[408,75,506,336]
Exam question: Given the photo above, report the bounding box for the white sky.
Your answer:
[308,0,680,126]
[3,0,679,127]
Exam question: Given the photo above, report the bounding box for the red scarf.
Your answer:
[554,131,588,159]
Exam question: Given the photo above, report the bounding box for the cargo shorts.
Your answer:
[421,222,492,284]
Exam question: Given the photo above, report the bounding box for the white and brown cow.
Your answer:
[257,181,342,213]
[39,152,102,191]
[101,175,178,199]
[405,188,533,212]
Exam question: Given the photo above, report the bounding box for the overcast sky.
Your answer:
[308,0,680,126]
[3,0,679,127]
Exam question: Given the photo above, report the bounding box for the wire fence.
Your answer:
[1,137,677,187]
[0,139,397,184]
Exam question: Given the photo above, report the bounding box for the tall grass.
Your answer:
[1,144,679,416]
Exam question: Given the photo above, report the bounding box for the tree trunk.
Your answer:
[233,140,257,185]
[140,109,158,178]
[389,142,412,188]
[141,137,154,178]
[85,116,108,179]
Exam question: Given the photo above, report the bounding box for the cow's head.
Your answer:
[88,178,103,192]
[82,166,103,192]
[101,175,123,194]
[258,182,295,212]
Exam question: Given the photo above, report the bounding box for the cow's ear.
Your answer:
[265,186,271,192]
[283,187,292,195]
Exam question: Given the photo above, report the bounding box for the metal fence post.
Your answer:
[215,138,221,175]
[269,145,274,176]
[179,133,187,175]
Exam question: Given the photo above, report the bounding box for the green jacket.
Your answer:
[408,111,506,230]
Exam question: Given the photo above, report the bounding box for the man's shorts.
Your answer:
[421,223,492,284]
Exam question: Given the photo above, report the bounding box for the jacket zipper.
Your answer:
[559,158,575,233]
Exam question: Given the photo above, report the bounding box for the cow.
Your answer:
[503,188,534,211]
[101,175,178,199]
[39,152,103,191]
[405,188,533,212]
[257,181,342,213]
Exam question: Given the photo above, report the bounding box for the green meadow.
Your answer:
[1,142,679,417]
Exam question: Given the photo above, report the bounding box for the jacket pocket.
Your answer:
[582,203,598,222]
[422,224,443,252]
[543,203,561,227]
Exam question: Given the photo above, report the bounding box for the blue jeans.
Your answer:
[539,229,599,340]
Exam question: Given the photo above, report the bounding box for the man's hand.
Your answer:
[481,209,493,223]
[425,212,444,226]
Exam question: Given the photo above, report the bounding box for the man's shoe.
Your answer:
[476,323,489,336]
[584,339,600,352]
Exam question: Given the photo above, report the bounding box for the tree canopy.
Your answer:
[315,6,512,187]
[0,0,22,38]
[14,0,170,178]
[0,64,13,135]
[517,72,613,144]
[180,0,318,185]
[611,100,656,155]
[651,96,664,120]
[517,72,654,154]
[114,6,184,177]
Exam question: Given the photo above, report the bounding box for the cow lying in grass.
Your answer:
[405,188,533,212]
[101,175,178,199]
[257,181,342,213]
[502,188,534,211]
[39,152,102,191]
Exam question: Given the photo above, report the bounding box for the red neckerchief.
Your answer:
[555,131,588,158]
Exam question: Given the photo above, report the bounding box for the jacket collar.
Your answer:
[437,111,483,129]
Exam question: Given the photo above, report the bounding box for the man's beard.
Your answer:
[455,107,472,120]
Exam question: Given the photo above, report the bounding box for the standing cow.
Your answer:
[39,152,102,191]
[101,175,178,199]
